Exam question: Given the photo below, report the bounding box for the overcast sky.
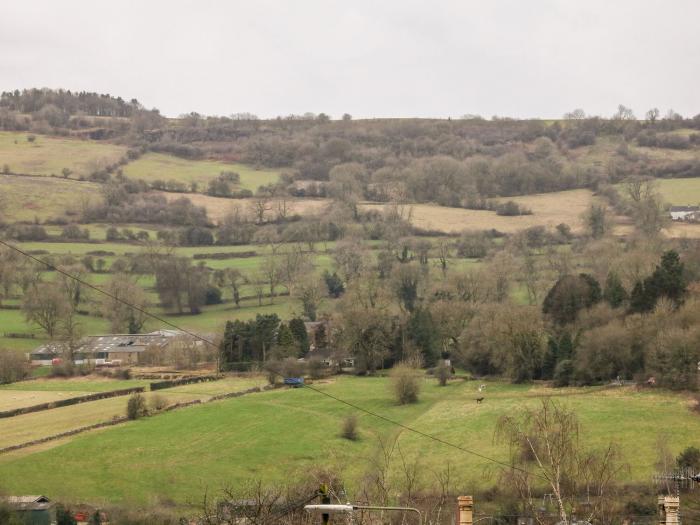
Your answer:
[1,0,698,119]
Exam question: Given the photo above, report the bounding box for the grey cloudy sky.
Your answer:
[1,0,698,119]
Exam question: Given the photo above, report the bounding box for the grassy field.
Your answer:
[362,189,596,234]
[122,153,280,192]
[0,131,126,178]
[0,376,697,506]
[0,391,202,449]
[0,377,149,393]
[656,177,700,206]
[0,377,149,411]
[0,175,100,222]
[0,390,97,412]
[0,375,266,449]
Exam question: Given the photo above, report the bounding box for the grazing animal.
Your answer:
[476,397,484,404]
[478,384,486,392]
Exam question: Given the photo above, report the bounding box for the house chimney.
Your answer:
[458,496,473,525]
[658,495,680,525]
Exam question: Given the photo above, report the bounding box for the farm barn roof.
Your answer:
[31,330,191,356]
[2,495,53,511]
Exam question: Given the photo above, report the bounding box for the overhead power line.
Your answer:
[0,237,546,481]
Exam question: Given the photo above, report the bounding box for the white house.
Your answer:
[669,205,700,221]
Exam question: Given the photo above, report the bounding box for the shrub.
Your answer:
[7,224,48,241]
[0,352,29,384]
[126,393,148,420]
[307,359,326,379]
[50,361,76,378]
[341,414,359,440]
[553,359,574,387]
[391,363,421,404]
[677,446,700,470]
[264,360,282,385]
[495,200,532,216]
[178,226,215,246]
[115,368,132,380]
[205,286,223,305]
[323,270,345,298]
[56,504,77,525]
[61,224,89,240]
[150,394,168,412]
[265,358,306,385]
[106,226,122,241]
[435,362,451,386]
[456,231,491,258]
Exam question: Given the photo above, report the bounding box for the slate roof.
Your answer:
[670,205,700,212]
[2,495,53,511]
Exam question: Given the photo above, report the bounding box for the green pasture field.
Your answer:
[121,152,280,192]
[0,337,41,354]
[655,177,700,206]
[0,376,696,506]
[0,131,127,178]
[165,376,266,396]
[0,375,266,449]
[156,295,304,332]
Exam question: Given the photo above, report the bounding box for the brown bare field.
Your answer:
[362,189,596,234]
[0,175,100,221]
[158,192,332,223]
[664,223,700,238]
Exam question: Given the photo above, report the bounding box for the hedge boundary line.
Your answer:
[192,251,257,260]
[150,375,220,391]
[0,384,276,455]
[0,386,146,419]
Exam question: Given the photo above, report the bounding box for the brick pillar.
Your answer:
[457,496,473,525]
[658,495,680,525]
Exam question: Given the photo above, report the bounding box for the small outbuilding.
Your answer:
[1,495,56,525]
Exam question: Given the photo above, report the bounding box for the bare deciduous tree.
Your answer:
[215,268,246,308]
[101,274,149,333]
[496,399,626,525]
[22,281,67,338]
[251,197,272,225]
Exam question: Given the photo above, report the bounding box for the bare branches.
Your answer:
[495,399,625,524]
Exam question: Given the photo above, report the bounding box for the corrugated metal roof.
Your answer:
[31,330,189,356]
